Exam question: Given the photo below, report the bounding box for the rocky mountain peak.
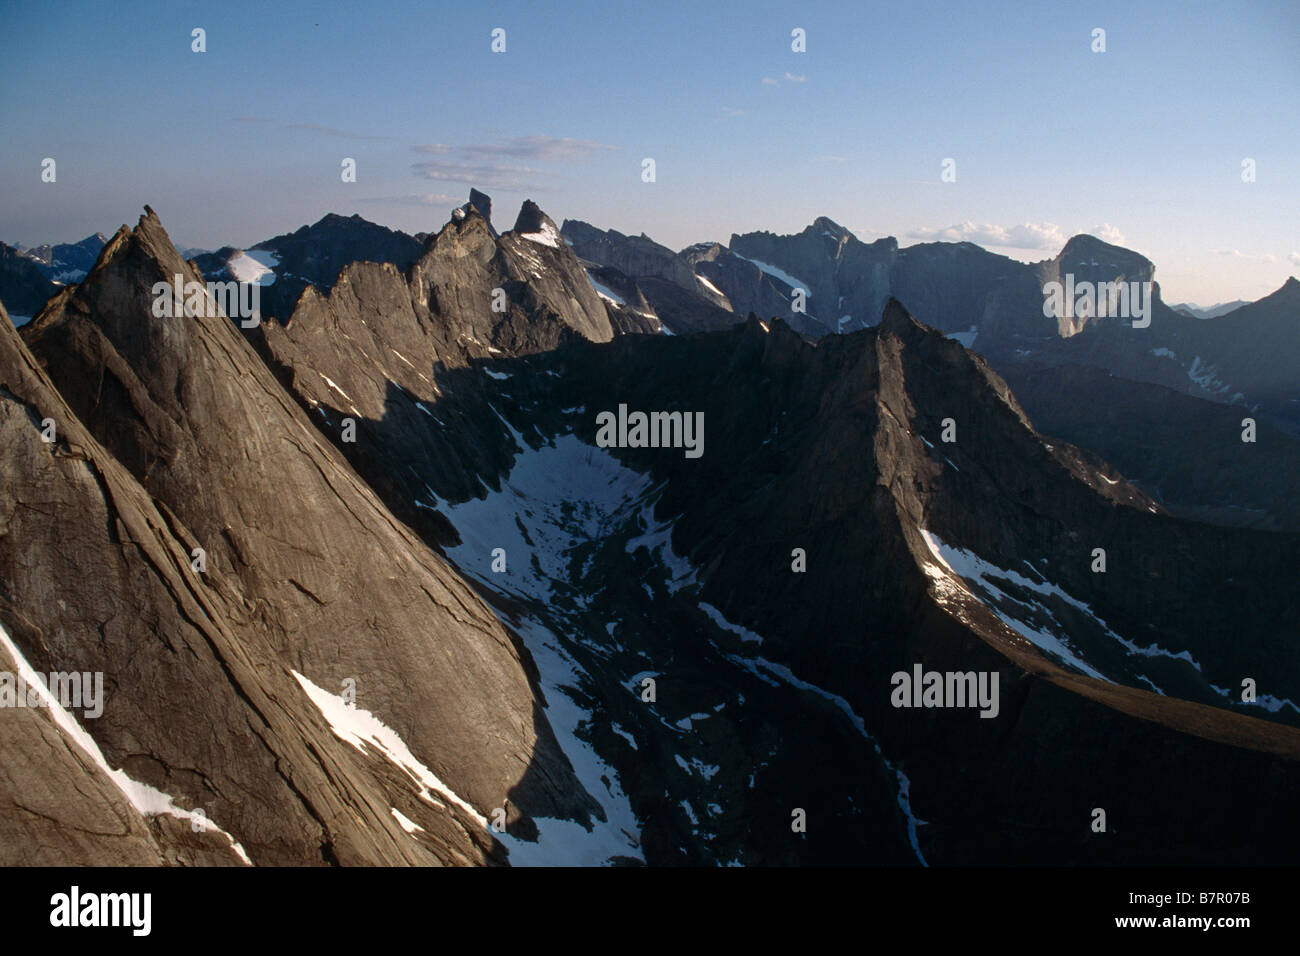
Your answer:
[437,199,494,243]
[809,216,850,242]
[1055,233,1154,276]
[1246,274,1300,311]
[511,199,559,238]
[467,188,493,227]
[877,296,918,334]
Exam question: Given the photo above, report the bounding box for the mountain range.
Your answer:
[2,191,1298,866]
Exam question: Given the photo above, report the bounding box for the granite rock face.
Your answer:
[561,220,741,333]
[681,241,822,336]
[8,208,601,864]
[0,300,489,866]
[729,217,896,333]
[562,220,728,308]
[246,196,622,550]
[466,188,494,231]
[193,213,425,324]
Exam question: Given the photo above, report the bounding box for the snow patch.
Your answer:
[733,253,809,294]
[391,808,424,834]
[920,530,1109,680]
[520,221,563,248]
[586,271,626,306]
[700,602,763,644]
[1187,355,1232,395]
[227,248,279,286]
[947,327,978,348]
[319,374,353,403]
[0,622,252,864]
[696,274,725,298]
[440,438,649,863]
[292,670,489,828]
[920,529,1204,680]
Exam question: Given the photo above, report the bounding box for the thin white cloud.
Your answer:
[355,193,459,207]
[908,221,1130,251]
[408,136,618,192]
[412,160,550,191]
[1088,223,1126,245]
[846,225,889,241]
[413,136,617,162]
[908,221,1068,250]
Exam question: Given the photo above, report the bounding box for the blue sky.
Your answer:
[1,0,1296,303]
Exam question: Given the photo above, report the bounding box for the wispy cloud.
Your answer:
[409,135,619,191]
[847,225,890,241]
[907,221,1126,251]
[1089,223,1126,245]
[411,160,551,191]
[761,72,807,86]
[413,135,617,162]
[1289,251,1300,266]
[354,193,459,207]
[909,221,1068,250]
